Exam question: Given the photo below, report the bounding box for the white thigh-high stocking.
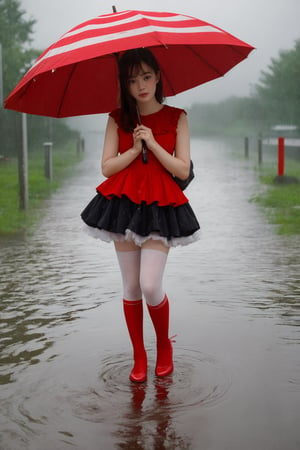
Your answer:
[140,249,168,306]
[116,250,142,301]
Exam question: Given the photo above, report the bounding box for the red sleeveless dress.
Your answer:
[81,105,200,247]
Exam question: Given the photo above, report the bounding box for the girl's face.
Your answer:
[127,62,159,105]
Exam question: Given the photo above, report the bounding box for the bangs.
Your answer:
[127,62,145,79]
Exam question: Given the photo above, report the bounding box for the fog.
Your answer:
[19,0,300,132]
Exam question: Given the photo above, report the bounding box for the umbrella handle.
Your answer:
[136,107,148,164]
[142,141,148,164]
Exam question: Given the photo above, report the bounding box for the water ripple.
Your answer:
[69,347,231,425]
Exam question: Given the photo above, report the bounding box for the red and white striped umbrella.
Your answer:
[4,9,254,118]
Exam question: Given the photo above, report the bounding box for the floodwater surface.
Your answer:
[0,134,299,450]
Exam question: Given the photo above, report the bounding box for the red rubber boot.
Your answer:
[123,299,147,383]
[147,295,173,377]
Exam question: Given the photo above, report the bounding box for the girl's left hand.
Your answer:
[133,125,156,151]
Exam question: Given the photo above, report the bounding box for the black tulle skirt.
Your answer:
[81,193,200,247]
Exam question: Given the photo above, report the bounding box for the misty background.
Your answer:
[18,0,300,133]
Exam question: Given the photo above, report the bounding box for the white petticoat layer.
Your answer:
[82,224,200,248]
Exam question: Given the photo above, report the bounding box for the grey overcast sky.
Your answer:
[19,0,300,108]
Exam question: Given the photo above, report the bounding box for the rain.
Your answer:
[1,1,300,449]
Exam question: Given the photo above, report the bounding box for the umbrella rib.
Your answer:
[187,43,251,78]
[57,63,78,117]
[159,65,177,97]
[186,45,224,77]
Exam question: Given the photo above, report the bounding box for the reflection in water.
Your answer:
[270,249,300,335]
[114,378,191,450]
[0,236,105,384]
[65,347,229,449]
[0,136,299,449]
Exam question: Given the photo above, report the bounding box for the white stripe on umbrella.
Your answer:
[29,25,222,74]
[64,13,196,39]
[31,25,222,69]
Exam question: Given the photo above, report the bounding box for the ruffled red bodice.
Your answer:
[96,105,189,207]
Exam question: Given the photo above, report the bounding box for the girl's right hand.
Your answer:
[132,127,143,154]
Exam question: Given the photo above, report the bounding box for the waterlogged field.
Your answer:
[0,136,299,450]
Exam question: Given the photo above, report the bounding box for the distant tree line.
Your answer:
[189,39,300,137]
[0,0,79,157]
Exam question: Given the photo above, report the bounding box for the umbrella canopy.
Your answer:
[4,10,254,118]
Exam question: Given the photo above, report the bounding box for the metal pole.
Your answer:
[258,137,262,165]
[244,136,249,158]
[0,44,3,107]
[18,113,29,210]
[43,142,53,180]
[76,137,81,156]
[278,137,285,176]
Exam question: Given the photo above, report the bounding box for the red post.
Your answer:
[278,136,285,176]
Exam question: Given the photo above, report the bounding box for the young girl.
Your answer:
[81,48,200,383]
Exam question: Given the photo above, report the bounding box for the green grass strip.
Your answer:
[0,141,83,234]
[252,160,300,235]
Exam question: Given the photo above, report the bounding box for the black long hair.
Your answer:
[118,48,164,131]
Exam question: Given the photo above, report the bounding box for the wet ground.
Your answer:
[0,134,299,450]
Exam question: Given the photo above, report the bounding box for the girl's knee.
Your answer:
[124,281,142,301]
[140,280,153,299]
[140,279,164,306]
